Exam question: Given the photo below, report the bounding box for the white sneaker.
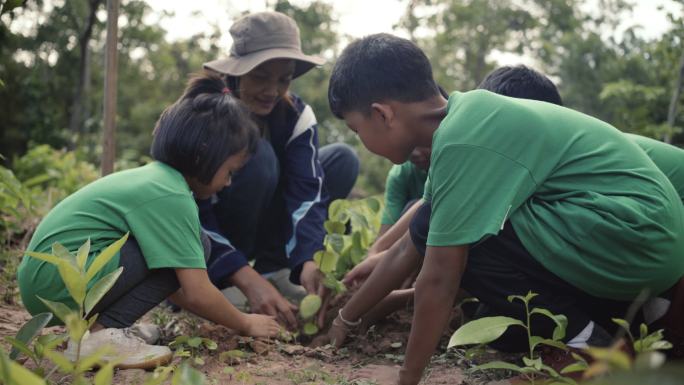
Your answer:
[64,328,172,370]
[129,323,161,345]
[264,268,307,303]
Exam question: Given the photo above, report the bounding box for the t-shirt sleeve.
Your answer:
[428,144,537,247]
[125,194,206,269]
[381,165,409,225]
[423,175,432,202]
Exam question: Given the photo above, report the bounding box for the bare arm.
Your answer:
[369,200,423,255]
[400,245,468,385]
[169,268,281,337]
[341,232,422,322]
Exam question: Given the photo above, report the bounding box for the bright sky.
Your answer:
[144,0,681,66]
[147,1,679,38]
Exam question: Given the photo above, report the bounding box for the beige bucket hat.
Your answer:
[204,11,325,79]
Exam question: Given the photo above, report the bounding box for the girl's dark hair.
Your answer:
[151,72,258,184]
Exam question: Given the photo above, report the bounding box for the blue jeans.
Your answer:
[209,140,359,276]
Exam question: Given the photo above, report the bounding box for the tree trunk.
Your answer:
[665,50,684,144]
[101,0,119,176]
[68,0,102,142]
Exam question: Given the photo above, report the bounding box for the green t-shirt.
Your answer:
[626,133,684,204]
[381,162,428,225]
[18,161,205,317]
[424,90,684,300]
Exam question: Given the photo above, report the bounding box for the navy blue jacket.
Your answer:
[204,94,328,285]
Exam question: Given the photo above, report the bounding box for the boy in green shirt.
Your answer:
[325,34,684,384]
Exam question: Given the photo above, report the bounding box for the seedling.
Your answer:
[448,291,576,384]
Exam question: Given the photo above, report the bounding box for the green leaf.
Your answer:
[303,322,319,335]
[560,361,589,374]
[326,233,345,254]
[52,242,77,267]
[93,362,116,385]
[0,352,47,385]
[187,337,202,348]
[529,336,568,352]
[85,233,129,283]
[37,296,74,323]
[328,199,350,222]
[530,308,567,340]
[64,314,89,343]
[9,312,52,360]
[43,349,75,372]
[202,338,217,350]
[76,239,91,271]
[470,360,525,373]
[448,316,525,348]
[4,337,35,362]
[172,362,206,385]
[365,196,382,213]
[314,250,338,274]
[324,220,346,234]
[76,346,113,372]
[523,356,543,370]
[508,291,538,305]
[24,251,63,266]
[56,262,87,307]
[299,294,322,319]
[84,267,123,315]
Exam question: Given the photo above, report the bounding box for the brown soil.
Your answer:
[0,300,514,385]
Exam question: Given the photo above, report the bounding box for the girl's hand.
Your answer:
[240,313,281,338]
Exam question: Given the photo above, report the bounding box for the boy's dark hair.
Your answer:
[328,33,440,119]
[151,72,258,184]
[477,65,563,106]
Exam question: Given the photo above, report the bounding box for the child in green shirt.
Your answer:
[17,73,281,370]
[325,35,684,384]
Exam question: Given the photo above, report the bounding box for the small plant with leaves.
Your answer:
[169,335,218,366]
[571,318,674,378]
[11,234,129,384]
[300,197,383,336]
[448,291,576,384]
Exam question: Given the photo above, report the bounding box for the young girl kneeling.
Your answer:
[17,73,281,369]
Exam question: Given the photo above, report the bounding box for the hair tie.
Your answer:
[222,87,231,95]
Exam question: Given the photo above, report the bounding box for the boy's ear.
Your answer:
[370,102,395,129]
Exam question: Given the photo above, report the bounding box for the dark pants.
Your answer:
[90,234,211,328]
[211,140,359,274]
[409,202,638,352]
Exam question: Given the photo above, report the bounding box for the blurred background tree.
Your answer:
[1,0,683,195]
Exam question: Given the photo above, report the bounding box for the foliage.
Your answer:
[299,196,383,335]
[169,335,217,367]
[448,291,575,384]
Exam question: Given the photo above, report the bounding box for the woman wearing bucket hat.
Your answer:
[198,11,359,328]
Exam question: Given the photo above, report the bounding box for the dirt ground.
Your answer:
[0,299,520,385]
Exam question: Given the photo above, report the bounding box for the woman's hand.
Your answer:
[311,313,353,348]
[239,313,282,338]
[299,260,331,327]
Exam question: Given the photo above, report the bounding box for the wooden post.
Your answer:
[101,0,119,175]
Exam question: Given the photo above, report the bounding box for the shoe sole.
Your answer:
[115,351,173,370]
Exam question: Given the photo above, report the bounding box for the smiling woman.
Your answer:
[197,11,360,329]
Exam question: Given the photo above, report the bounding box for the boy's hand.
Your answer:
[239,313,281,338]
[343,252,383,286]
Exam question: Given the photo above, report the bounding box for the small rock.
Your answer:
[249,339,270,355]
